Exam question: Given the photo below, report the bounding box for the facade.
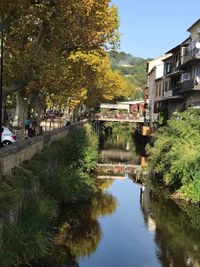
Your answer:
[146,18,200,126]
[180,19,200,108]
[156,45,185,122]
[146,54,171,126]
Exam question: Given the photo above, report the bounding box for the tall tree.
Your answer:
[0,0,131,124]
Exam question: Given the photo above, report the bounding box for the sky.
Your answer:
[111,0,200,59]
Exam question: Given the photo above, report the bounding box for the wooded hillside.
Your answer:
[109,51,151,99]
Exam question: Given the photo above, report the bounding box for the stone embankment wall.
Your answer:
[0,121,84,177]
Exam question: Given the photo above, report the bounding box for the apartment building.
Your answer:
[146,18,200,126]
[180,19,200,107]
[145,54,171,126]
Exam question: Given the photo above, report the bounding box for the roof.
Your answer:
[162,55,172,62]
[160,53,173,62]
[100,103,129,110]
[187,18,200,32]
[121,100,144,105]
[163,38,191,61]
[180,37,191,45]
[165,44,180,54]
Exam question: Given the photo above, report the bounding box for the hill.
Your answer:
[109,51,150,99]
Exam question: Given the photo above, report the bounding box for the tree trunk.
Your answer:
[14,91,28,126]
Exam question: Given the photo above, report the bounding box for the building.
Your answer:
[180,19,200,108]
[155,44,185,123]
[146,18,200,126]
[146,54,171,127]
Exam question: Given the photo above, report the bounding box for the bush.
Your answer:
[0,123,99,266]
[146,110,200,202]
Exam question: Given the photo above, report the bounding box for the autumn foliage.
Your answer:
[0,0,134,110]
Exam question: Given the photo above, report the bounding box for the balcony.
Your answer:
[155,88,183,102]
[180,79,200,92]
[181,48,200,65]
[165,62,181,76]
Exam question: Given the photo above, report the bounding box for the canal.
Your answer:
[40,123,200,267]
[79,123,200,267]
[3,123,200,267]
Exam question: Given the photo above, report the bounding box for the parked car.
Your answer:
[1,126,17,146]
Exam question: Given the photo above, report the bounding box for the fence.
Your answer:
[0,121,85,177]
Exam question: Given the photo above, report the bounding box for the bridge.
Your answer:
[94,101,146,123]
[93,114,145,123]
[96,163,141,180]
[92,114,145,134]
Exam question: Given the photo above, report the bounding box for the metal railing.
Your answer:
[165,63,181,76]
[180,79,200,92]
[181,48,200,65]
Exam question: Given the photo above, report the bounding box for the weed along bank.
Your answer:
[0,121,85,177]
[146,110,200,204]
[0,123,100,266]
[2,121,200,267]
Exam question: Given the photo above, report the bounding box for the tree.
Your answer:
[1,0,121,124]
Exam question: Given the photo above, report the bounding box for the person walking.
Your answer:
[24,115,32,135]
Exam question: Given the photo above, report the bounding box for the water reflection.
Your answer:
[32,188,117,267]
[99,123,138,164]
[3,123,200,267]
[98,123,141,182]
[140,186,200,267]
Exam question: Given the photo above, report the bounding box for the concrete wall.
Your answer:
[188,20,200,43]
[148,68,157,126]
[0,121,85,177]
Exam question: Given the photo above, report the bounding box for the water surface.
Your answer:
[80,179,161,267]
[7,123,200,267]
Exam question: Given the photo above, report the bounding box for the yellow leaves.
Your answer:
[82,0,94,15]
[3,0,122,109]
[69,50,103,73]
[53,222,70,245]
[69,87,88,108]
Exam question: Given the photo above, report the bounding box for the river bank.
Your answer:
[145,109,200,204]
[2,120,200,267]
[0,123,100,267]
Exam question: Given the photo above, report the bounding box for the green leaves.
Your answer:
[147,110,200,202]
[3,0,122,109]
[0,123,99,266]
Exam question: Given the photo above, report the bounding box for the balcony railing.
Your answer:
[164,88,181,97]
[155,88,182,102]
[181,48,200,65]
[180,79,200,92]
[165,63,181,76]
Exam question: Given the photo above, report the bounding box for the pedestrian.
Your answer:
[28,124,36,138]
[24,116,32,134]
[38,126,44,136]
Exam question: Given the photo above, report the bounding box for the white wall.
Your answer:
[147,55,171,126]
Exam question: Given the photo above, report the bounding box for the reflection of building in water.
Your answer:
[140,186,200,267]
[126,142,130,151]
[186,257,200,267]
[140,186,156,233]
[97,163,141,181]
[147,217,156,233]
[100,149,139,164]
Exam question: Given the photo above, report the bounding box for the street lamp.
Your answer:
[0,29,3,147]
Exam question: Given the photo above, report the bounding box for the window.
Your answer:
[159,83,162,96]
[164,80,169,91]
[156,84,158,96]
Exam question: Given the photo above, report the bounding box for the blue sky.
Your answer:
[111,0,200,59]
